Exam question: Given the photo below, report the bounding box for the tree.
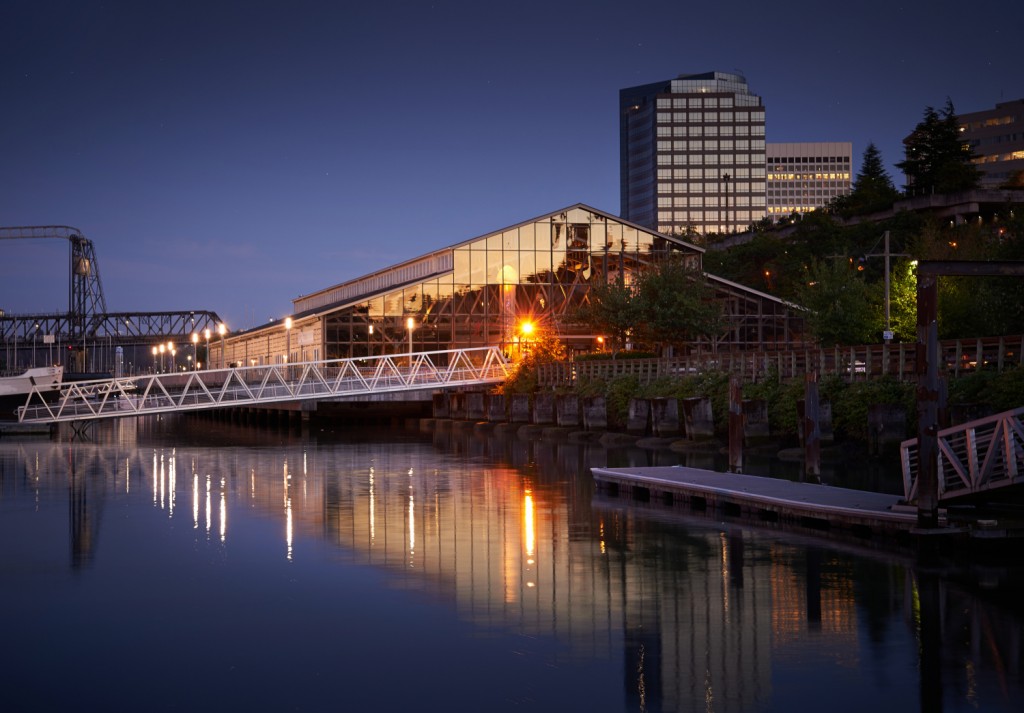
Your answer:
[798,258,880,346]
[841,143,901,216]
[631,254,722,355]
[575,271,638,356]
[896,99,981,196]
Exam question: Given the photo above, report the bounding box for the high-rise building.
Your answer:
[620,71,767,236]
[958,98,1024,188]
[766,142,852,219]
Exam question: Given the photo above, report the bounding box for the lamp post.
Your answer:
[159,343,166,373]
[217,323,226,368]
[405,317,415,367]
[203,328,211,370]
[171,346,177,371]
[285,317,293,365]
[191,333,199,370]
[152,345,158,373]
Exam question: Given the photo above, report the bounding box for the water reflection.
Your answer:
[0,417,1020,712]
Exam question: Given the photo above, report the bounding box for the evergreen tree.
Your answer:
[846,143,900,215]
[632,254,722,355]
[896,99,981,196]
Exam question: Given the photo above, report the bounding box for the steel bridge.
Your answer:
[900,406,1024,502]
[14,347,510,424]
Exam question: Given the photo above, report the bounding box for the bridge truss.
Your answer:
[15,347,510,424]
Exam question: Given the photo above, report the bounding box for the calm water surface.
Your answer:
[0,416,1021,712]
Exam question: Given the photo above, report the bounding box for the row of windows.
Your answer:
[656,124,764,138]
[658,181,766,193]
[768,157,850,164]
[657,206,765,221]
[656,96,737,109]
[768,172,851,181]
[768,189,848,198]
[657,139,765,151]
[963,115,1017,130]
[656,110,766,124]
[656,151,767,167]
[658,196,761,208]
[972,150,1024,163]
[657,167,766,180]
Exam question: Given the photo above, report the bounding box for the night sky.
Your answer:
[2,0,1021,330]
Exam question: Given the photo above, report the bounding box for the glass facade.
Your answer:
[766,142,853,218]
[220,204,809,366]
[318,206,689,359]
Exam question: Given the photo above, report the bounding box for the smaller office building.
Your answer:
[766,142,852,219]
[959,98,1024,188]
[215,205,808,369]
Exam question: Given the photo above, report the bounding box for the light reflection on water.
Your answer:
[0,415,1021,712]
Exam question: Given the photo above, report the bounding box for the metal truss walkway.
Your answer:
[901,406,1024,502]
[16,347,510,424]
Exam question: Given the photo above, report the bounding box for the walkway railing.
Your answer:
[900,406,1024,502]
[538,335,1024,386]
[16,347,510,424]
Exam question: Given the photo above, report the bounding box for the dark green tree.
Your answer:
[575,271,638,356]
[631,254,722,355]
[798,258,880,346]
[896,99,981,196]
[837,143,901,217]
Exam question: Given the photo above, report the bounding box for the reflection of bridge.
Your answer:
[901,406,1024,502]
[16,347,509,424]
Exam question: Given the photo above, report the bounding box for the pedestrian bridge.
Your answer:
[16,347,511,424]
[901,406,1024,502]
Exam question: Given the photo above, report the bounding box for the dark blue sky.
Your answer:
[2,0,1021,330]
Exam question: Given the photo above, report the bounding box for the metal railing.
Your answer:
[900,406,1024,502]
[16,347,510,424]
[538,335,1024,386]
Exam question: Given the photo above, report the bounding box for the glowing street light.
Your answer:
[285,317,293,365]
[217,323,226,368]
[406,317,415,365]
[158,343,166,372]
[203,328,211,370]
[191,333,199,370]
[152,345,158,373]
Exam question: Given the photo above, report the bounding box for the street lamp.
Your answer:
[519,320,535,356]
[217,323,226,368]
[166,341,175,372]
[203,328,211,369]
[406,317,415,358]
[285,317,293,365]
[191,333,199,370]
[159,343,166,372]
[152,345,158,373]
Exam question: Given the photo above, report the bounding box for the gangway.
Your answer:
[16,347,510,424]
[900,406,1024,502]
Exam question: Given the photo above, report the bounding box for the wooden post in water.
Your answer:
[915,269,941,529]
[728,375,743,473]
[804,372,821,479]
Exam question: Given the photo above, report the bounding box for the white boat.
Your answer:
[0,365,64,419]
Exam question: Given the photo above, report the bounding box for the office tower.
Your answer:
[620,71,767,236]
[766,142,852,219]
[957,98,1024,188]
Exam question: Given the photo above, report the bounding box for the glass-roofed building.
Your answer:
[217,204,807,368]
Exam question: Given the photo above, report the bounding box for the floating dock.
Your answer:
[592,465,930,544]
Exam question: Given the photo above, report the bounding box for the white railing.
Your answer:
[16,347,510,424]
[900,406,1024,501]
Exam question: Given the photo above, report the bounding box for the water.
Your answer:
[0,416,1021,712]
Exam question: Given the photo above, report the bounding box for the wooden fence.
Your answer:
[537,335,1024,387]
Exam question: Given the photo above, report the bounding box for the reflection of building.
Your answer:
[767,142,852,219]
[620,72,767,235]
[958,98,1024,188]
[215,204,808,370]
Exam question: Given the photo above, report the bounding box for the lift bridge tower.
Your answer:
[1,226,224,375]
